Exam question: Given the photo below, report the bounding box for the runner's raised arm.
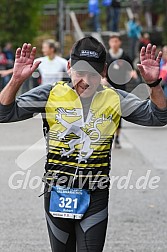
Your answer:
[0,43,40,105]
[137,44,167,109]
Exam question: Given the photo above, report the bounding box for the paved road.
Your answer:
[0,117,167,252]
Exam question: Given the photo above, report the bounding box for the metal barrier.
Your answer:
[126,7,134,20]
[69,11,85,41]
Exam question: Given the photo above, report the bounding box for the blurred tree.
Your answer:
[46,0,87,3]
[0,0,45,47]
[151,0,167,45]
[162,0,167,44]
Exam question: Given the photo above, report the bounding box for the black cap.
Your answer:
[70,36,106,74]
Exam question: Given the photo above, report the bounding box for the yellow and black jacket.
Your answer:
[44,82,121,188]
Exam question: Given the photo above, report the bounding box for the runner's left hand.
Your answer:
[137,44,162,84]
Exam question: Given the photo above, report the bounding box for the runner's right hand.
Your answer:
[12,43,41,85]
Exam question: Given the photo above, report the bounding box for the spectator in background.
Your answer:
[3,42,15,86]
[102,0,112,30]
[102,0,121,32]
[104,35,138,148]
[151,2,160,29]
[142,0,160,30]
[0,46,7,69]
[159,46,167,97]
[110,0,121,32]
[0,68,14,78]
[127,14,142,61]
[143,0,153,31]
[88,0,101,32]
[3,42,15,68]
[35,39,67,85]
[131,0,142,15]
[138,32,151,52]
[0,46,7,91]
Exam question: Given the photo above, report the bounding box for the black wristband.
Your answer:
[147,78,162,87]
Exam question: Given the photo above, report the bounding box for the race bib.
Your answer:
[49,186,90,219]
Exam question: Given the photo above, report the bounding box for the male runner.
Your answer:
[0,36,167,252]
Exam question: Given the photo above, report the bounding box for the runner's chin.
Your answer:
[80,86,96,97]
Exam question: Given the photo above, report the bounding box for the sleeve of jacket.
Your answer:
[116,89,167,126]
[0,84,52,123]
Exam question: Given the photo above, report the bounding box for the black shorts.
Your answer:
[44,188,109,252]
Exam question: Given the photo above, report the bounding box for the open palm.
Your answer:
[137,44,162,84]
[12,43,41,84]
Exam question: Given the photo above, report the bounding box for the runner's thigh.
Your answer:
[76,189,109,252]
[44,192,76,252]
